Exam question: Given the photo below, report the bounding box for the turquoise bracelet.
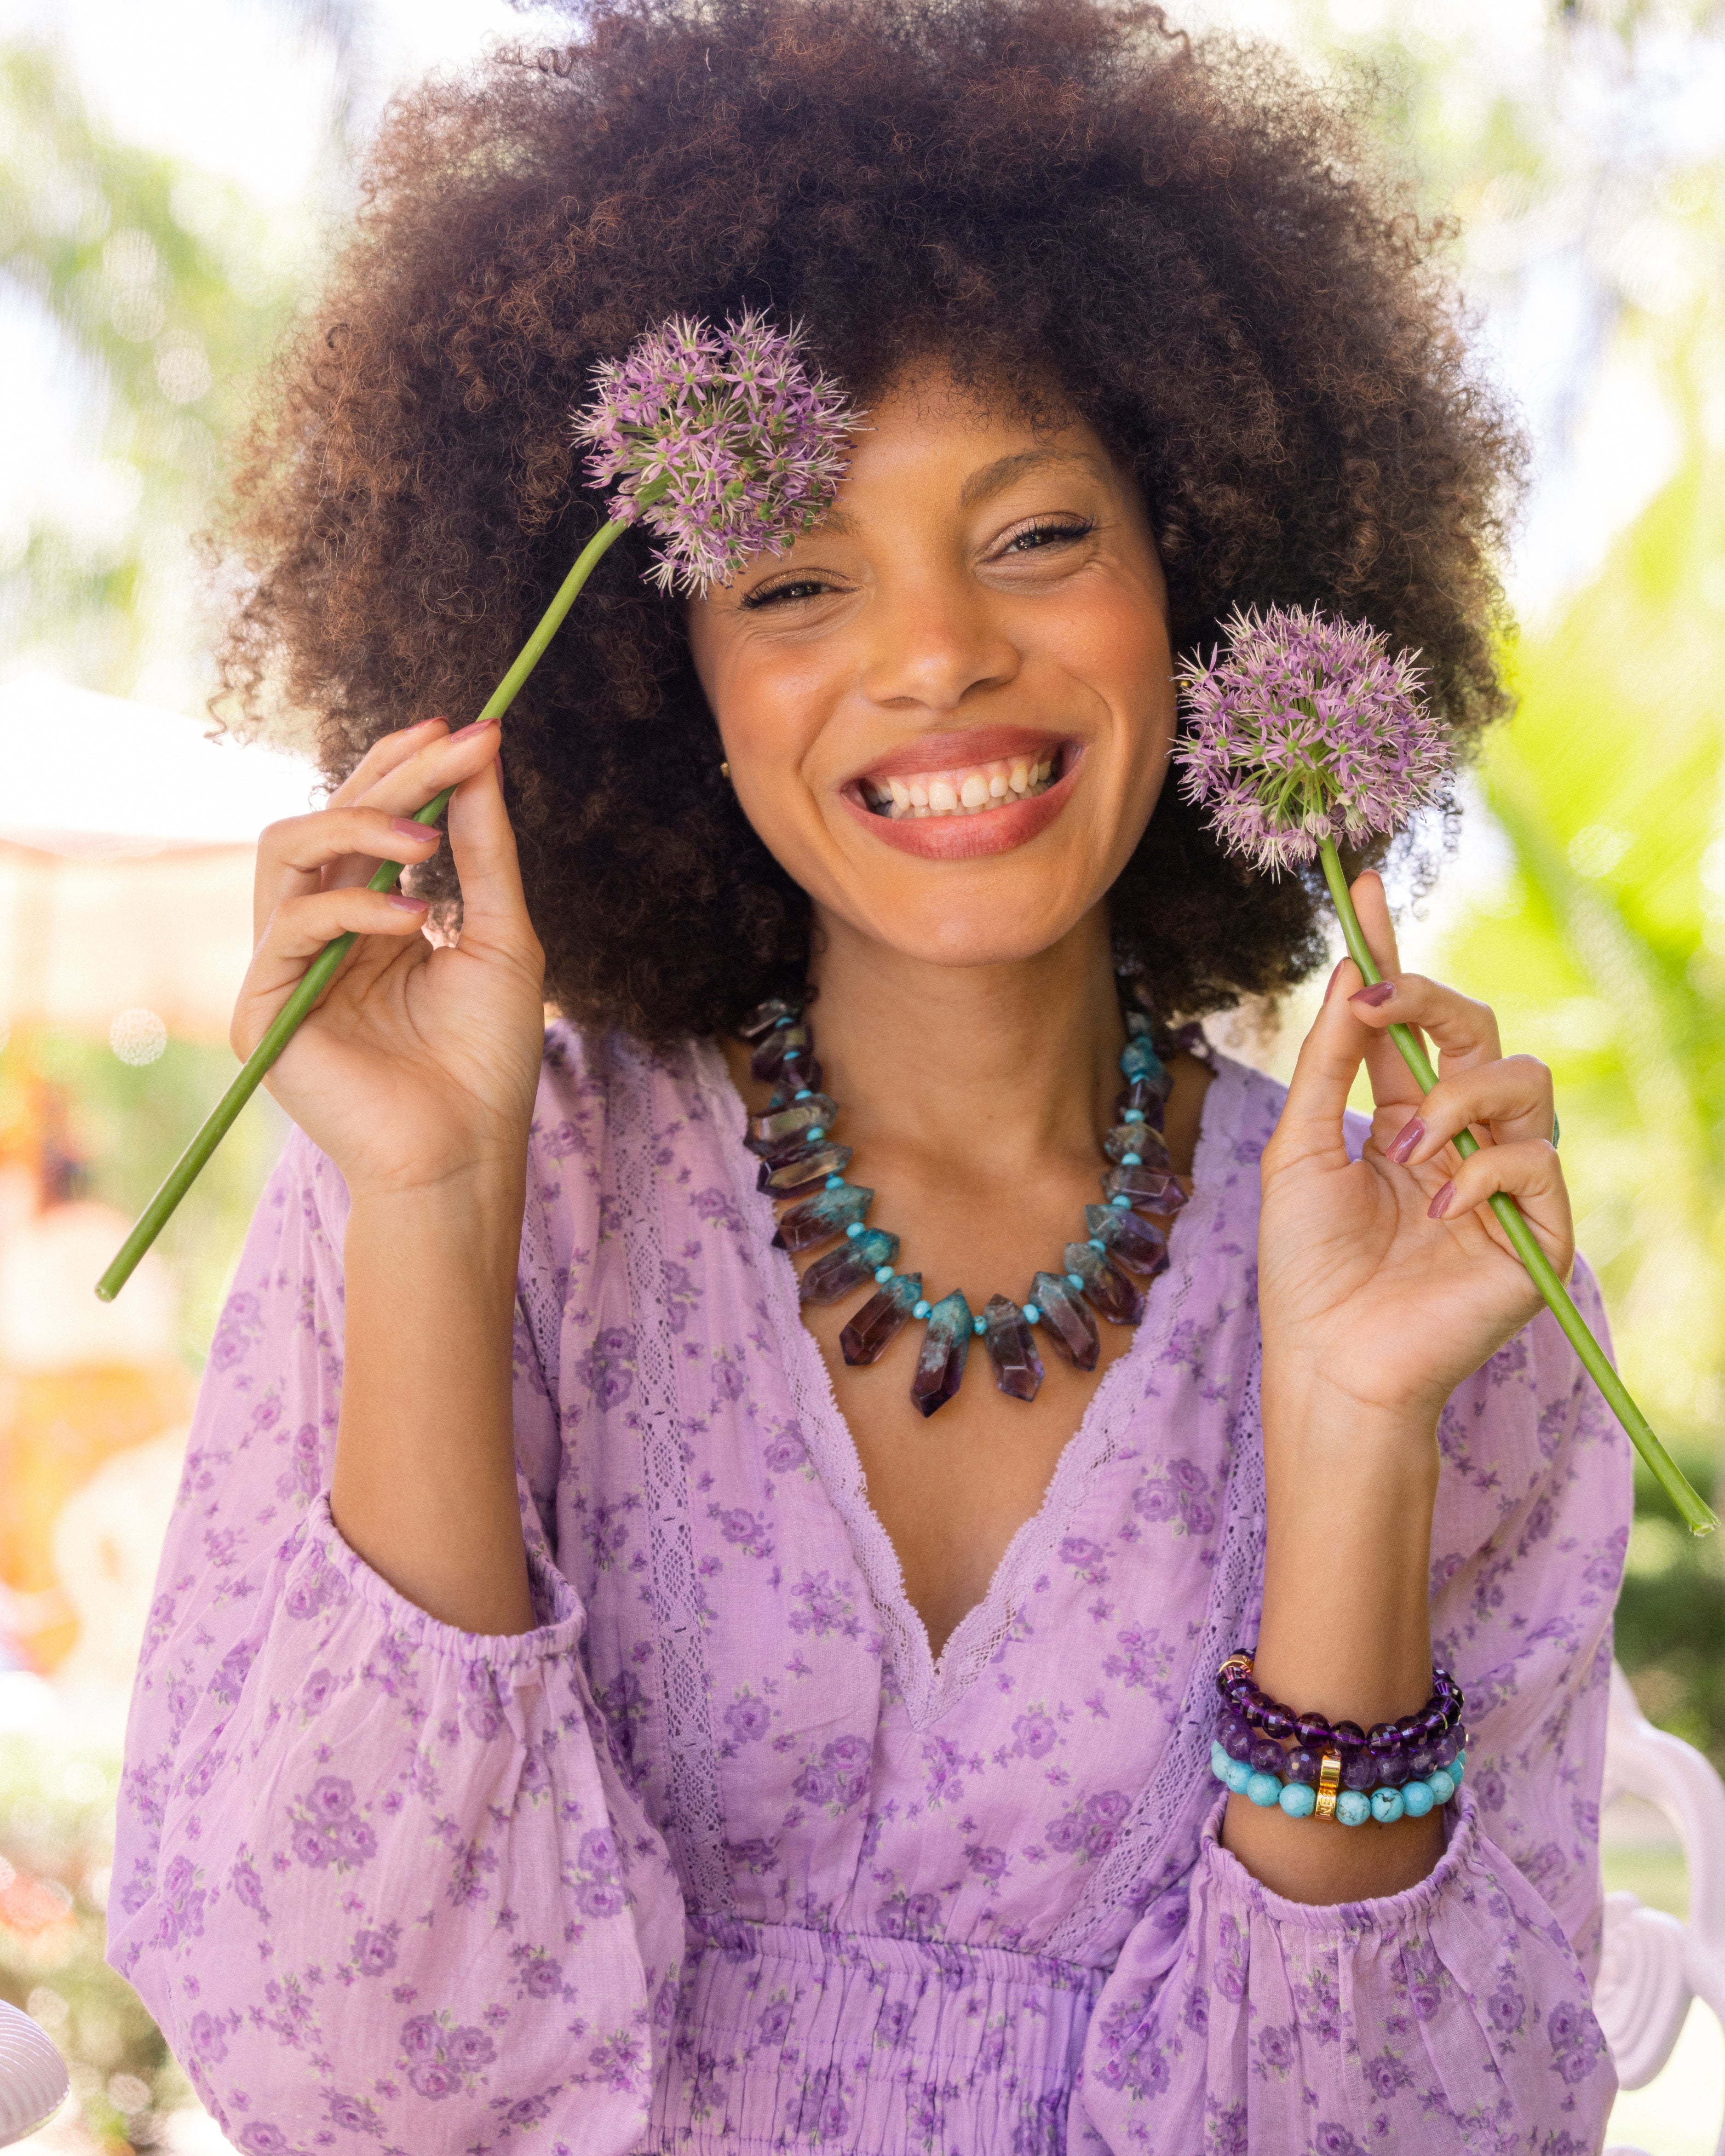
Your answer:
[1210,1739,1465,1825]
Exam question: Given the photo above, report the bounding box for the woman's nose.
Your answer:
[857,579,1020,712]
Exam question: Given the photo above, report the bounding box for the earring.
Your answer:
[720,761,731,780]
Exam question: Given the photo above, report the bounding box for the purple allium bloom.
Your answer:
[1175,604,1449,875]
[570,310,858,596]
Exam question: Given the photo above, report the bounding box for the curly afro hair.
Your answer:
[219,0,1520,1044]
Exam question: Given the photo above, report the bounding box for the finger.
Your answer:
[1265,954,1374,1165]
[444,751,541,956]
[1380,1054,1555,1168]
[1346,972,1502,1077]
[1346,872,1424,1110]
[253,807,444,939]
[327,717,450,810]
[348,717,503,823]
[1426,1136,1572,1275]
[247,887,429,1004]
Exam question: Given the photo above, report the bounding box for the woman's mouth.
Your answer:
[857,749,1062,820]
[840,734,1081,860]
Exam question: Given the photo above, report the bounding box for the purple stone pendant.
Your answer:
[758,1140,854,1198]
[800,1228,899,1305]
[736,996,802,1042]
[840,1273,922,1365]
[746,1093,838,1157]
[982,1294,1043,1402]
[773,1183,873,1253]
[1102,1122,1173,1173]
[1102,1163,1188,1216]
[911,1291,972,1417]
[1083,1203,1168,1279]
[1062,1242,1145,1326]
[751,1022,813,1083]
[1028,1271,1099,1370]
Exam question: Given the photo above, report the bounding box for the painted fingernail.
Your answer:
[1386,1117,1425,1165]
[448,718,497,742]
[1350,981,1395,1008]
[387,895,428,913]
[1322,960,1346,1002]
[1427,1181,1454,1220]
[391,817,438,843]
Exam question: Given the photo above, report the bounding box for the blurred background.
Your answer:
[1,0,1722,2147]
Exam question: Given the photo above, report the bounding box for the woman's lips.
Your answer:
[840,743,1084,860]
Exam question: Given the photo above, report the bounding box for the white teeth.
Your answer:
[862,749,1063,819]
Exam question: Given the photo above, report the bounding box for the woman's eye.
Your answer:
[997,518,1094,557]
[740,576,834,610]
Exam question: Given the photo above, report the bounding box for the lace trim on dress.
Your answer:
[614,1035,733,1908]
[692,1042,1254,1735]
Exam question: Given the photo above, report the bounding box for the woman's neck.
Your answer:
[800,904,1127,1173]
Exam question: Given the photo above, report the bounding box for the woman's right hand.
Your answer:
[234,717,547,1202]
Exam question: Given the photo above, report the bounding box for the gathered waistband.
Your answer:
[647,1916,1105,2153]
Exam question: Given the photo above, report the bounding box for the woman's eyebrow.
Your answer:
[958,448,1092,508]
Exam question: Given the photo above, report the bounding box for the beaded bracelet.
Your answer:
[1211,1649,1468,1825]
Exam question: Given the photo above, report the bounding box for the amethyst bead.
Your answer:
[1340,1750,1376,1793]
[1409,1741,1439,1779]
[1083,1204,1169,1281]
[1102,1163,1188,1216]
[1248,1737,1286,1776]
[746,1092,839,1156]
[981,1294,1044,1403]
[773,1183,873,1253]
[1366,1743,1406,1789]
[736,997,802,1043]
[1116,1072,1172,1120]
[750,1021,812,1082]
[1332,1720,1367,1755]
[1393,1715,1425,1749]
[1255,1701,1295,1742]
[1418,1703,1449,1742]
[758,1140,854,1198]
[839,1273,922,1366]
[774,1049,822,1097]
[1432,1726,1460,1768]
[799,1229,900,1306]
[1216,1710,1253,1760]
[1294,1712,1334,1750]
[1284,1746,1322,1788]
[1028,1272,1100,1371]
[910,1291,972,1419]
[1102,1123,1174,1171]
[1062,1242,1145,1327]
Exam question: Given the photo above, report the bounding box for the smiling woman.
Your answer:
[109,2,1628,2152]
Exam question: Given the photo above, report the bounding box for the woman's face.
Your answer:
[686,359,1176,969]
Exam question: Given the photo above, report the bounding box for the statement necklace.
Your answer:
[735,989,1201,1416]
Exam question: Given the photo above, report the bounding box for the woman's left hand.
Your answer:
[1257,869,1572,1431]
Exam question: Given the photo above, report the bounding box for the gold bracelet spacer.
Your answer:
[1313,1750,1342,1821]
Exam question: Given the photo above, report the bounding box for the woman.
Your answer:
[110,1,1629,2147]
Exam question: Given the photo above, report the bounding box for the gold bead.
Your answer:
[1216,1652,1254,1686]
[1314,1750,1341,1821]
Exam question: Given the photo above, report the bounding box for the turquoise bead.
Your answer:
[1121,1152,1142,1166]
[825,1175,845,1190]
[1119,1038,1165,1083]
[1426,1768,1456,1805]
[1451,1752,1466,1783]
[1370,1786,1405,1824]
[1400,1779,1435,1818]
[1123,1108,1146,1123]
[846,1222,865,1238]
[1088,1238,1108,1253]
[1222,1758,1253,1795]
[1065,1272,1085,1290]
[1211,1740,1232,1782]
[1278,1781,1317,1819]
[1022,1303,1041,1324]
[794,1088,813,1100]
[1335,1790,1371,1827]
[1245,1771,1282,1809]
[972,1314,987,1335]
[874,1265,894,1283]
[1110,1193,1133,1209]
[912,1300,932,1320]
[807,1126,827,1142]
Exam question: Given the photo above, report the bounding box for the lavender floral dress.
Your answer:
[110,1032,1629,2155]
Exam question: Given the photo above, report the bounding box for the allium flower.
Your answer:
[1175,604,1449,875]
[571,310,857,596]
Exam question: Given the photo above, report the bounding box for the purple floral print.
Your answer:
[110,1035,1628,2152]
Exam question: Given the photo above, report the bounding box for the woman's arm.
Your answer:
[230,717,549,1634]
[1230,872,1575,1904]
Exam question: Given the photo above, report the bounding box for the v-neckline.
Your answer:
[693,1039,1242,1730]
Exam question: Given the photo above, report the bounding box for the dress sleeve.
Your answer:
[107,1123,685,2156]
[1073,1270,1631,2152]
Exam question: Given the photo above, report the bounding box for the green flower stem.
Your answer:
[97,499,653,1304]
[1318,837,1717,1536]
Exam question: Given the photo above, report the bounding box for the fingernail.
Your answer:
[1386,1116,1425,1165]
[387,895,428,913]
[1427,1181,1453,1220]
[391,817,438,843]
[1350,981,1395,1008]
[1322,960,1346,1003]
[447,718,497,743]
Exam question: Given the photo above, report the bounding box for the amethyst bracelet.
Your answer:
[1210,1649,1467,1826]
